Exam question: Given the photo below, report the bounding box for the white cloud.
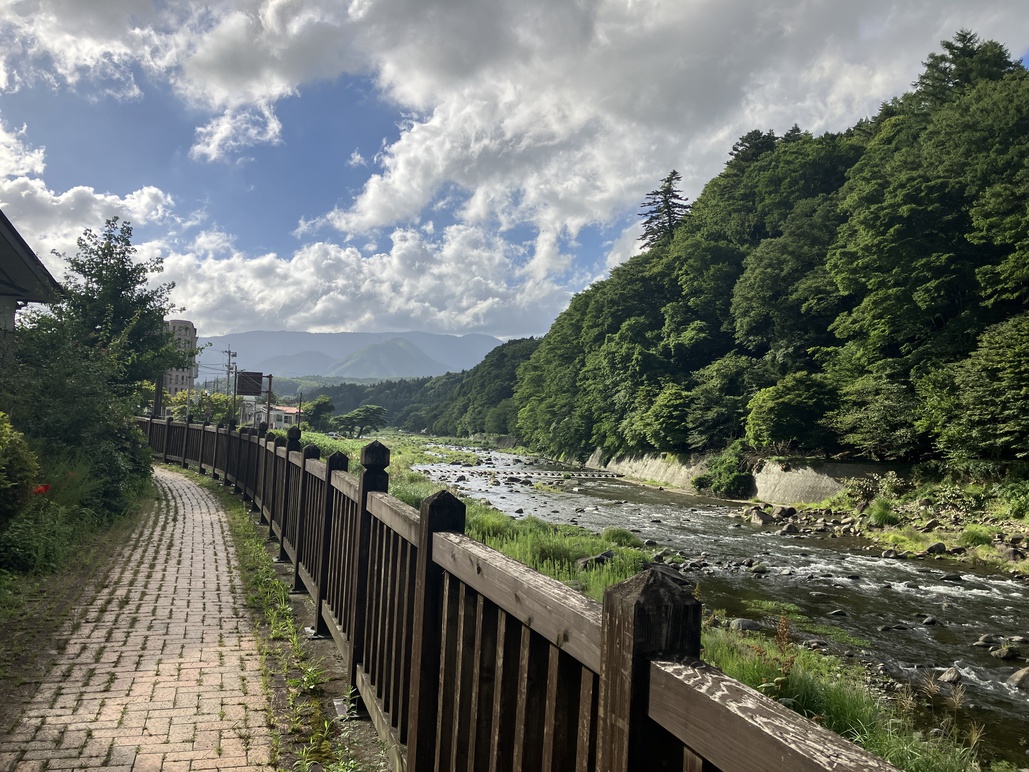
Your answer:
[0,115,178,275]
[163,223,568,336]
[2,0,1029,338]
[190,103,283,162]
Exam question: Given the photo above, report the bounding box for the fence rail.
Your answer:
[140,417,897,772]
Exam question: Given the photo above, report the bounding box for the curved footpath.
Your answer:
[0,467,273,771]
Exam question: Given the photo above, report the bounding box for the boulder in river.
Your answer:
[938,666,961,684]
[1007,666,1029,691]
[729,618,764,632]
[750,509,775,525]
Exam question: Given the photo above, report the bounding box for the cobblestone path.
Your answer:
[0,467,273,771]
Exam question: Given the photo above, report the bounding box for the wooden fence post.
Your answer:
[198,421,209,475]
[162,416,172,463]
[292,444,321,592]
[596,566,702,772]
[405,489,466,772]
[181,416,190,468]
[277,426,303,562]
[346,441,390,690]
[313,450,348,638]
[268,434,286,542]
[233,427,247,495]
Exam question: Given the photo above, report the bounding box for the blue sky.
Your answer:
[0,1,1027,338]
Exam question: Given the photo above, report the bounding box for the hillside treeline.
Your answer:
[318,32,1029,465]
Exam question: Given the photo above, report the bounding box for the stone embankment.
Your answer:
[588,449,901,504]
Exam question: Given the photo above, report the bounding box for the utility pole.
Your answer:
[223,347,237,426]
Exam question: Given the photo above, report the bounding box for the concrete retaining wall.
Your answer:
[589,450,897,504]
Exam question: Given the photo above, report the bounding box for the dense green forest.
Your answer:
[315,32,1029,467]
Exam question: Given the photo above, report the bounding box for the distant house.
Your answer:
[241,401,303,430]
[0,208,61,363]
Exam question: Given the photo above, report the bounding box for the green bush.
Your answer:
[601,527,644,548]
[0,412,38,533]
[959,523,998,547]
[0,498,94,574]
[692,440,753,499]
[868,498,900,527]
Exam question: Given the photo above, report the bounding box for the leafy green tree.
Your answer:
[825,374,923,460]
[54,218,187,387]
[0,411,38,532]
[745,372,837,451]
[912,30,1017,109]
[927,312,1029,458]
[305,395,336,431]
[639,170,690,249]
[331,404,387,438]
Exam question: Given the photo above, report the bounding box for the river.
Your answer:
[416,446,1029,766]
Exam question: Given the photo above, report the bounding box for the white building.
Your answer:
[163,319,199,398]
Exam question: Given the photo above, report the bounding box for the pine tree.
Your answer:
[638,170,689,249]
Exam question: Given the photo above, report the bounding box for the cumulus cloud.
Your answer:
[2,0,1029,336]
[162,223,569,336]
[0,115,176,274]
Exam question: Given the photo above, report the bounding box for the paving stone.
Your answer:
[0,468,273,771]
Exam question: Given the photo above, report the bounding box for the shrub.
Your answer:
[0,498,93,574]
[868,498,900,527]
[692,440,753,499]
[601,527,644,548]
[0,412,38,533]
[959,524,998,547]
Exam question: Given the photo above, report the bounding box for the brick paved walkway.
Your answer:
[0,467,273,771]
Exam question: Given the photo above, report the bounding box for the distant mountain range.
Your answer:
[196,330,502,381]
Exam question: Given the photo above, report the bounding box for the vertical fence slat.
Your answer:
[314,451,348,638]
[468,596,498,772]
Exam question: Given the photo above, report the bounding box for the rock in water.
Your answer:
[1007,666,1029,691]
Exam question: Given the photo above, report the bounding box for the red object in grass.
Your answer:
[32,484,51,495]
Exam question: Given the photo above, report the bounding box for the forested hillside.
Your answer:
[516,31,1029,464]
[311,32,1028,469]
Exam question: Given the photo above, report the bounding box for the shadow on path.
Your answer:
[0,467,273,771]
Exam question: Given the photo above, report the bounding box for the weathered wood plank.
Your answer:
[488,612,521,772]
[541,646,578,772]
[648,658,899,772]
[512,625,547,771]
[368,491,421,546]
[432,532,602,672]
[468,596,498,772]
[575,668,597,772]
[434,573,460,771]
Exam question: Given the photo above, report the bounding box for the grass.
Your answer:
[702,620,984,772]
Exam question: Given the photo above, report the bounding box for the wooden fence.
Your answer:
[140,417,897,772]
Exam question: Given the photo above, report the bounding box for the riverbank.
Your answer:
[589,450,1029,579]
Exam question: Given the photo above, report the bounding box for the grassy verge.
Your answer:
[180,467,387,772]
[812,471,1029,575]
[291,432,1006,771]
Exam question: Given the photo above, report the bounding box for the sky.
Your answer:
[1,1,1027,340]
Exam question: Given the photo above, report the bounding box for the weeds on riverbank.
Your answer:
[819,472,1029,575]
[703,620,990,772]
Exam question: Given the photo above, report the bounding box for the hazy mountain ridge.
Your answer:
[196,330,502,380]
